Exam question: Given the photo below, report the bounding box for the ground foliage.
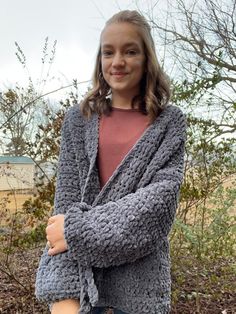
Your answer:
[0,248,235,313]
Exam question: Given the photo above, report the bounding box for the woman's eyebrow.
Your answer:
[101,42,140,49]
[101,44,113,49]
[123,42,140,49]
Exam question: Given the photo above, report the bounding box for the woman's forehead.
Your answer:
[101,22,143,48]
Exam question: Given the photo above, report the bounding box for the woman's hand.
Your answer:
[46,214,68,255]
[51,299,80,314]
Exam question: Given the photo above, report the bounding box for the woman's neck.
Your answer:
[111,93,138,109]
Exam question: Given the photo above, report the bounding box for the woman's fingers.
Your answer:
[47,216,56,225]
[45,214,68,255]
[48,240,68,256]
[47,241,53,249]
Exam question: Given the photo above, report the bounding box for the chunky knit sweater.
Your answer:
[35,103,186,314]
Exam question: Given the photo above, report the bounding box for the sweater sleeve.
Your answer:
[35,108,81,302]
[64,114,186,268]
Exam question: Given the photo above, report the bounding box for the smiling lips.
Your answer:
[111,72,128,79]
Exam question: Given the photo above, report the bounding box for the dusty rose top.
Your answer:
[98,107,150,188]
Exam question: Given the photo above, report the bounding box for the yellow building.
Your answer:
[0,156,35,191]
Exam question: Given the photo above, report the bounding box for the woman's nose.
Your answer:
[112,53,125,67]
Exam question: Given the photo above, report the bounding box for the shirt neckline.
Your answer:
[112,107,141,112]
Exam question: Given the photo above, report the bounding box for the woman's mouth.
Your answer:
[111,72,127,78]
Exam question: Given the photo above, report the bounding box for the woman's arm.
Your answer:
[51,299,80,314]
[64,138,185,268]
[61,110,186,268]
[48,107,186,269]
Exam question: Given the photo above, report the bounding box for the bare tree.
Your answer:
[0,38,58,156]
[145,0,236,134]
[0,86,38,156]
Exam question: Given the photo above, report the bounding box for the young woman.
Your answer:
[36,10,186,314]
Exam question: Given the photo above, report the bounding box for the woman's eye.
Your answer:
[126,50,137,55]
[102,50,113,57]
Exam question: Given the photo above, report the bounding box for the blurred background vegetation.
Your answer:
[0,0,235,313]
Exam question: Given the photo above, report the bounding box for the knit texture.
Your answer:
[35,103,186,314]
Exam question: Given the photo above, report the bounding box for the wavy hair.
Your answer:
[80,10,171,122]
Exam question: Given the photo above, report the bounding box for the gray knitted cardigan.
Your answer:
[35,103,186,314]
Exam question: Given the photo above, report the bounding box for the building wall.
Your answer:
[0,163,35,191]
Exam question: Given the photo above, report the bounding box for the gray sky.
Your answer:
[0,0,158,97]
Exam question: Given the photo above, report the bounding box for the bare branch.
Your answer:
[0,80,90,130]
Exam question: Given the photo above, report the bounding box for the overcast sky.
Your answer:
[0,0,166,98]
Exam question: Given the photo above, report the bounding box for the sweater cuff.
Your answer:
[64,203,91,266]
[35,249,81,303]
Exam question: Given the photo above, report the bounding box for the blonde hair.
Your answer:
[81,10,171,122]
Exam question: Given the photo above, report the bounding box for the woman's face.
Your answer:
[100,22,146,101]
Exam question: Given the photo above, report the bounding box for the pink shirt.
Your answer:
[98,107,150,188]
